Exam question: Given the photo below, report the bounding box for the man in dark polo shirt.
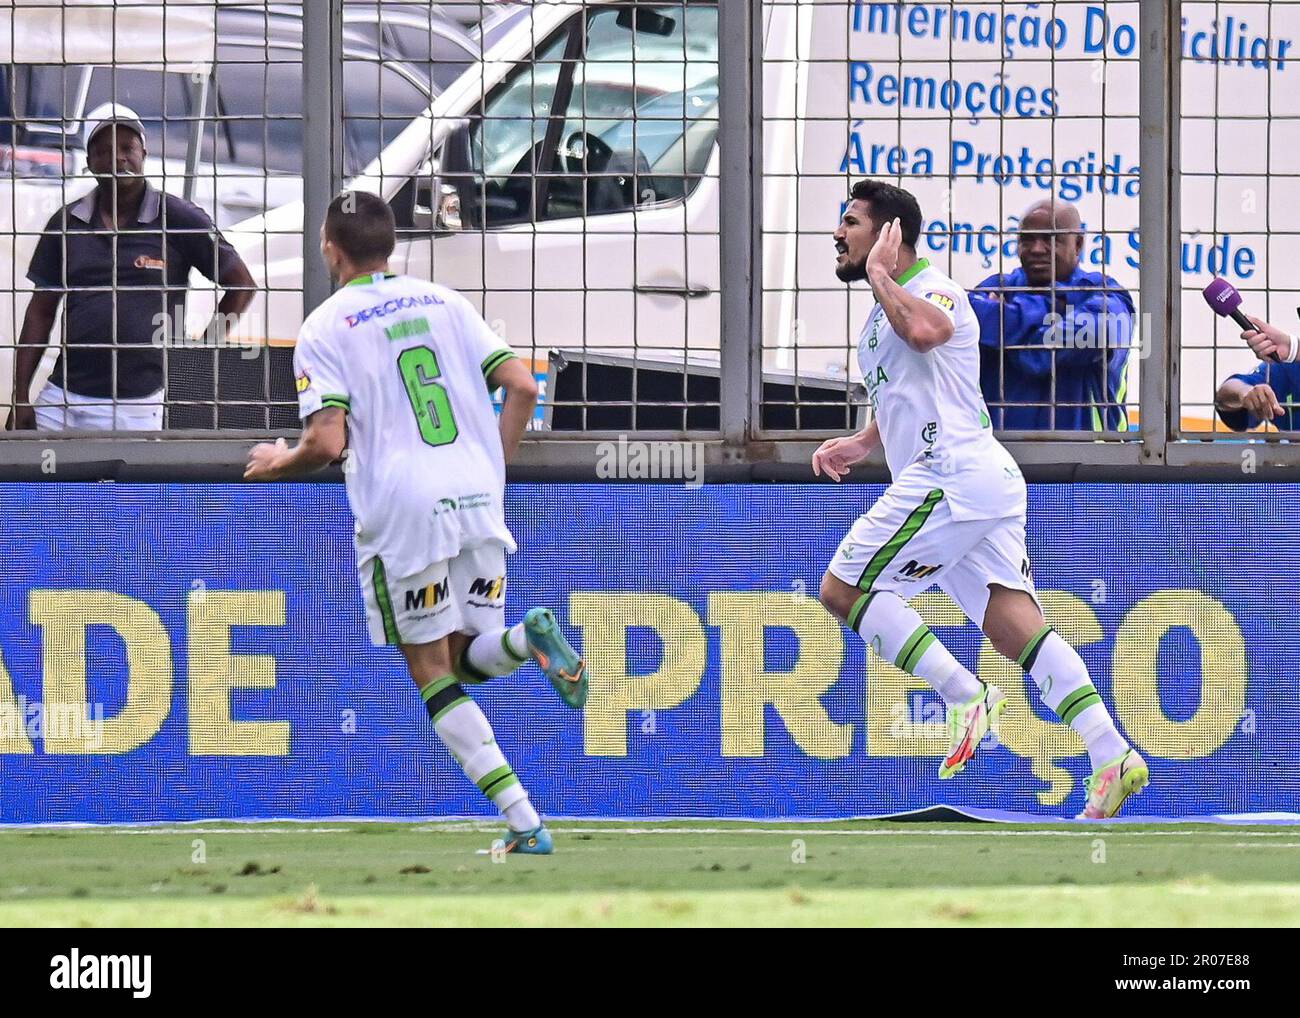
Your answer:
[9,103,256,430]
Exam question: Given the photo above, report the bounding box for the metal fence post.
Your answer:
[302,0,343,315]
[1138,0,1178,464]
[717,0,761,448]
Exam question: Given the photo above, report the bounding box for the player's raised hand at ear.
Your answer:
[866,217,902,282]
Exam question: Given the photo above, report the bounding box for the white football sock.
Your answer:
[460,624,530,681]
[851,590,984,706]
[1019,626,1128,769]
[423,679,538,830]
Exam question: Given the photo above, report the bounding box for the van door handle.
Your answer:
[634,284,713,299]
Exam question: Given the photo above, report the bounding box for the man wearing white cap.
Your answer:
[10,102,256,430]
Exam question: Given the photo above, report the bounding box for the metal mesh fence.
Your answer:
[1180,0,1300,437]
[0,0,1294,458]
[761,1,1142,437]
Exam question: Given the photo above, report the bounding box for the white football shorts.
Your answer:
[827,475,1039,628]
[359,542,508,647]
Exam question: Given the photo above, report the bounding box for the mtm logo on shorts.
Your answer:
[894,559,943,582]
[405,579,450,612]
[467,575,506,603]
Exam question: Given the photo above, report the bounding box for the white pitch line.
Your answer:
[112,828,353,835]
[71,825,1300,838]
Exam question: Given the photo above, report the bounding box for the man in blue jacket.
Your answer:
[970,200,1135,430]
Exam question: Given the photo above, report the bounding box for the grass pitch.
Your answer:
[1,820,1299,927]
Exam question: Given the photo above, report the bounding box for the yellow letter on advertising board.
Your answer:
[977,591,1101,806]
[571,593,705,756]
[1112,590,1246,759]
[0,650,33,754]
[29,591,172,754]
[708,592,850,758]
[866,592,966,756]
[188,590,289,756]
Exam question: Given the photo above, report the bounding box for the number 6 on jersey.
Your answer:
[398,345,459,447]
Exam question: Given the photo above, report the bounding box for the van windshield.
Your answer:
[467,2,719,225]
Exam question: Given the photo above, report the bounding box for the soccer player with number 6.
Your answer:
[244,191,587,853]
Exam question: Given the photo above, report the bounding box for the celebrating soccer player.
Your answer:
[814,179,1147,819]
[244,191,588,853]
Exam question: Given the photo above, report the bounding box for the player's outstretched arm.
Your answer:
[812,420,880,482]
[866,218,954,354]
[244,407,347,481]
[488,357,538,464]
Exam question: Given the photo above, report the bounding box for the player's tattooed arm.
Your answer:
[244,407,347,481]
[866,218,954,353]
[488,356,539,463]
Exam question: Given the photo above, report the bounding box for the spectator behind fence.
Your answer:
[1214,316,1300,431]
[9,103,255,431]
[969,200,1135,431]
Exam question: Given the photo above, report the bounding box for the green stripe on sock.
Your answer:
[420,675,460,702]
[1058,687,1103,726]
[501,630,528,664]
[847,591,876,632]
[476,764,519,799]
[899,630,937,675]
[893,624,930,673]
[372,557,400,645]
[857,489,944,591]
[483,774,517,806]
[1016,623,1053,670]
[430,695,470,724]
[482,771,520,800]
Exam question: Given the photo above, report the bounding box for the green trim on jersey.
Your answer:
[856,488,945,591]
[321,393,351,412]
[371,557,400,645]
[481,349,517,381]
[345,271,389,287]
[895,258,931,287]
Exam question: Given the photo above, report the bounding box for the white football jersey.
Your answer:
[857,258,1025,521]
[294,272,518,575]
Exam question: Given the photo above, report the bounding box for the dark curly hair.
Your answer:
[849,179,923,248]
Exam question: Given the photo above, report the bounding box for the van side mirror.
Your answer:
[410,120,473,233]
[412,177,463,232]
